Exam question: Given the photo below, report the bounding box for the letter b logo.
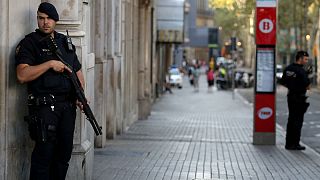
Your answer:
[259,19,273,33]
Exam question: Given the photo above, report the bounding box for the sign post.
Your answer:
[253,0,277,145]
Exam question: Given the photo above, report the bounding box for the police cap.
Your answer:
[38,2,59,21]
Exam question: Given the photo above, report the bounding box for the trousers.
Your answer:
[29,101,76,180]
[286,94,308,147]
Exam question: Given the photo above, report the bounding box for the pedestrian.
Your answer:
[207,67,214,92]
[209,56,215,71]
[280,51,310,150]
[216,65,227,90]
[192,64,200,91]
[15,2,84,179]
[164,73,173,94]
[188,65,194,85]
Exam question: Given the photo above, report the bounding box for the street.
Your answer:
[93,75,320,180]
[237,85,320,153]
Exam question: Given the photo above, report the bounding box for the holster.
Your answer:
[26,95,59,143]
[24,115,47,142]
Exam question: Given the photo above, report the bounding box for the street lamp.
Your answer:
[306,34,311,41]
[305,34,316,85]
[306,34,311,54]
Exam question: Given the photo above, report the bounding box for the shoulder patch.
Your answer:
[286,71,296,77]
[15,45,21,55]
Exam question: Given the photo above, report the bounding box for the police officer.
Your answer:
[280,51,310,150]
[15,2,84,179]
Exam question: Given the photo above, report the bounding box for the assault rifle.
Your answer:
[45,34,102,136]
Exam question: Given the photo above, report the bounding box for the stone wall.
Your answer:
[0,0,157,179]
[0,0,40,179]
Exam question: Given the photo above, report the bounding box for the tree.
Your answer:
[278,0,320,63]
[209,0,255,43]
[208,0,235,10]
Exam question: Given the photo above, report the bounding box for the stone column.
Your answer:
[93,0,107,147]
[138,3,147,120]
[47,0,94,179]
[121,0,130,131]
[105,0,117,139]
[0,0,39,179]
[138,2,153,120]
[0,1,9,179]
[132,0,140,122]
[115,0,124,134]
[92,0,110,147]
[151,6,158,100]
[94,0,118,145]
[123,0,133,127]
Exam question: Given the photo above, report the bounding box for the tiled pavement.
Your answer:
[93,75,320,180]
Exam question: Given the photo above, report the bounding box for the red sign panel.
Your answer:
[256,7,276,45]
[254,94,275,132]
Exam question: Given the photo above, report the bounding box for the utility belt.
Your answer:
[287,93,308,101]
[27,94,71,106]
[287,92,310,113]
[288,91,306,98]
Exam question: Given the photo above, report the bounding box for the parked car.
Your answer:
[234,68,254,88]
[216,57,226,66]
[169,68,183,89]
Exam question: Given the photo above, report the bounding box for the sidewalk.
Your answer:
[93,75,320,180]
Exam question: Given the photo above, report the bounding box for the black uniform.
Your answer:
[280,63,310,149]
[15,29,81,180]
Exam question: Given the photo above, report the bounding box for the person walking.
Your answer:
[192,64,200,92]
[209,56,215,71]
[15,2,84,179]
[280,51,310,150]
[164,73,173,94]
[188,65,194,85]
[207,67,214,92]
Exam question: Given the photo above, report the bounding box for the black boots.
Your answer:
[285,144,306,150]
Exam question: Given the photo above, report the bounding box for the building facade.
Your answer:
[0,0,158,179]
[184,0,216,62]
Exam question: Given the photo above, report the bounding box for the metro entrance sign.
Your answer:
[254,0,277,145]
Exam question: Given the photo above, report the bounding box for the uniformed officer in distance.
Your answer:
[15,2,84,179]
[280,51,310,150]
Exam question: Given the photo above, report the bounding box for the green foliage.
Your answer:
[211,0,254,42]
[211,0,320,53]
[278,0,320,53]
[278,0,313,29]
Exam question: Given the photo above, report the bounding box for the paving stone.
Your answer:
[93,76,320,180]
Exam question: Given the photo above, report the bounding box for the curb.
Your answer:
[234,88,320,156]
